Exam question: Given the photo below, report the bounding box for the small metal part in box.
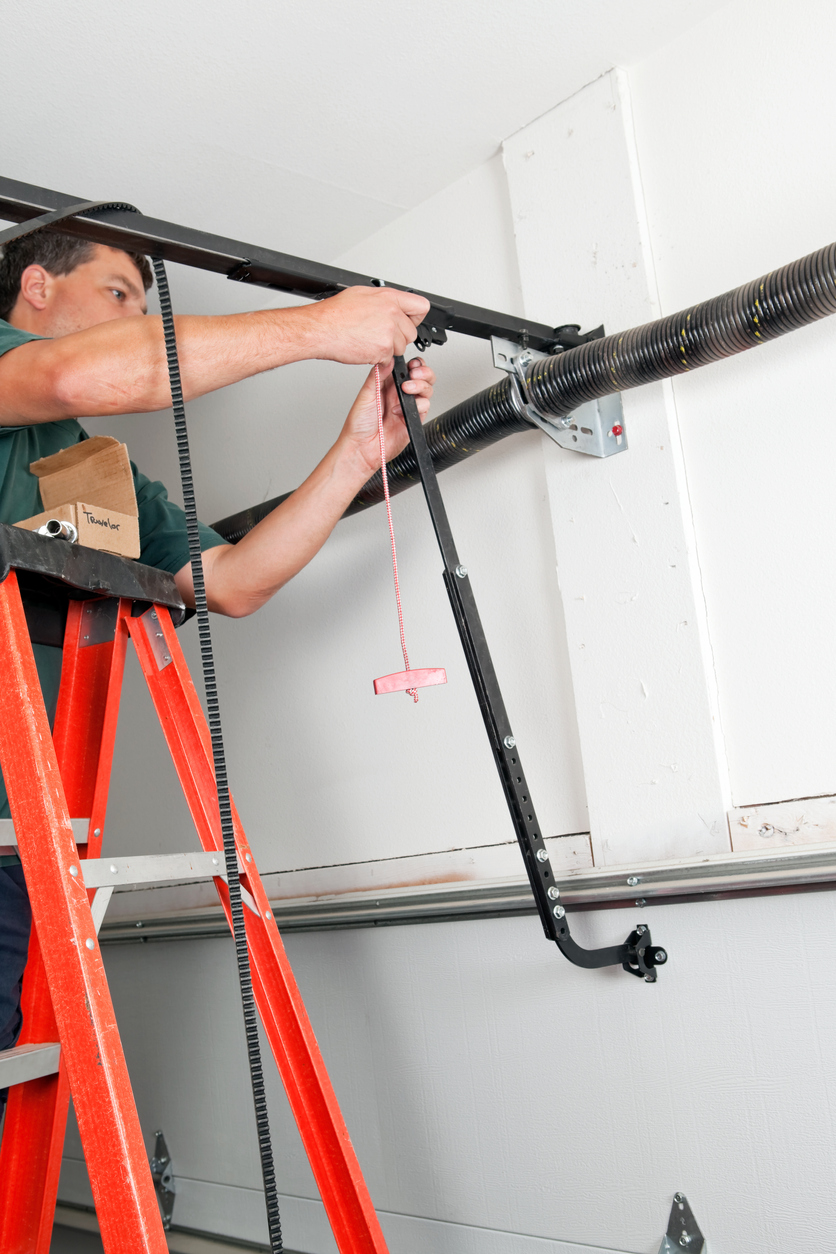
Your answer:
[14,435,140,559]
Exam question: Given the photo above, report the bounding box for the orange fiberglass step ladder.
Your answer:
[0,523,390,1254]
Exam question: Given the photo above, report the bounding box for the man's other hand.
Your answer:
[306,287,431,365]
[340,356,435,479]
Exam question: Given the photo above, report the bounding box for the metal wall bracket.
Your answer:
[491,334,627,458]
[658,1193,706,1252]
[149,1129,176,1230]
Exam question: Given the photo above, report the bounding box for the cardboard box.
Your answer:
[15,435,140,559]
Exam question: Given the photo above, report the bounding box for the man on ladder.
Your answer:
[0,229,433,1111]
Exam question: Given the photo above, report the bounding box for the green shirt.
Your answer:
[0,318,229,853]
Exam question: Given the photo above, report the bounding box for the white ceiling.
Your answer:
[4,0,728,263]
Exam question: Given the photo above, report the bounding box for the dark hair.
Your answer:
[0,231,153,321]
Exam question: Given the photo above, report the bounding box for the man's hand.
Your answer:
[339,356,435,478]
[303,287,430,365]
[179,355,436,617]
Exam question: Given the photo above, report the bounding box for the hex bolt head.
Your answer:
[455,564,468,579]
[504,735,516,749]
[547,886,560,900]
[553,905,565,918]
[536,848,549,862]
[558,415,574,428]
[637,924,647,935]
[627,875,640,886]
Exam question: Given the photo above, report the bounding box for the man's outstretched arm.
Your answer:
[0,287,429,424]
[174,357,434,618]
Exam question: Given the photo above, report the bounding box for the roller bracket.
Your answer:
[658,1193,706,1253]
[149,1129,176,1229]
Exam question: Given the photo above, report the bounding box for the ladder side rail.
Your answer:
[128,606,390,1254]
[0,927,70,1254]
[0,572,168,1254]
[0,597,132,1250]
[53,599,130,856]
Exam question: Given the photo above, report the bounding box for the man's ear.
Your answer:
[18,264,51,312]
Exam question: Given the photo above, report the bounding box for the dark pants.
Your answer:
[0,644,61,1113]
[0,864,31,1110]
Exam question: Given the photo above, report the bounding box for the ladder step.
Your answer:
[0,1042,60,1086]
[0,816,89,857]
[81,851,242,889]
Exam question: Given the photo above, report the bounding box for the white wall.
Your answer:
[59,2,836,1251]
[89,153,590,893]
[629,0,836,806]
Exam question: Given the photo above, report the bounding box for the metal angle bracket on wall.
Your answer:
[658,1193,707,1253]
[491,334,628,458]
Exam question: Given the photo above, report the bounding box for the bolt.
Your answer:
[151,611,157,619]
[265,910,271,919]
[94,828,101,837]
[645,973,656,983]
[245,853,252,863]
[553,905,565,919]
[536,848,549,862]
[611,425,624,438]
[110,864,118,874]
[759,824,773,838]
[637,925,647,935]
[83,635,89,641]
[156,631,164,638]
[212,856,219,866]
[69,865,79,878]
[679,1236,691,1247]
[655,949,667,963]
[504,735,516,749]
[85,938,95,950]
[455,564,468,578]
[163,655,171,663]
[558,415,574,428]
[136,921,143,928]
[547,886,560,900]
[636,898,647,907]
[674,1194,684,1204]
[517,352,532,369]
[627,875,640,886]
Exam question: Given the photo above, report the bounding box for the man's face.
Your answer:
[18,244,148,337]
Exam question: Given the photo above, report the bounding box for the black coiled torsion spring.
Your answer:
[210,238,836,542]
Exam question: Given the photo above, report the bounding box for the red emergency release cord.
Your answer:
[371,365,447,700]
[374,364,418,701]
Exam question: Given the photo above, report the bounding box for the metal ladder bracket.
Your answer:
[491,334,628,458]
[658,1193,707,1252]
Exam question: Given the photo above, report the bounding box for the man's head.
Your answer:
[0,232,153,336]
